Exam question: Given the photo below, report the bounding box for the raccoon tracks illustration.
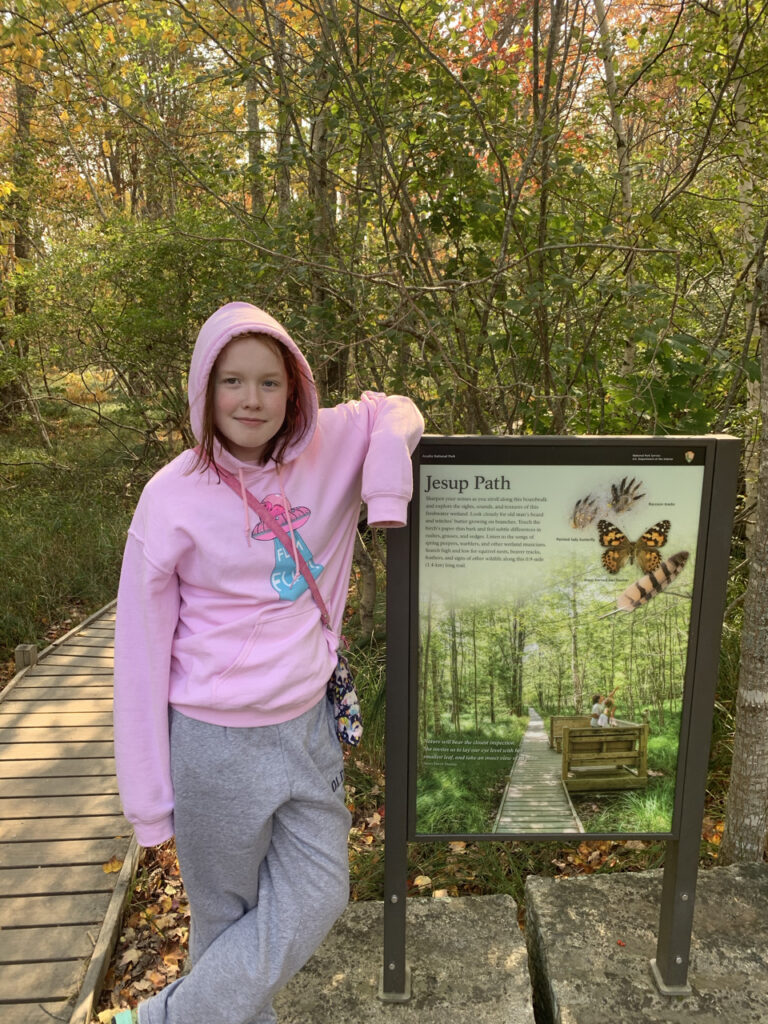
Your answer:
[571,494,599,529]
[608,476,646,514]
[570,477,645,529]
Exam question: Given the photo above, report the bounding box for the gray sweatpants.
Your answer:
[138,696,352,1024]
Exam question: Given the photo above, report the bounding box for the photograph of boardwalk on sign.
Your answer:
[414,446,705,837]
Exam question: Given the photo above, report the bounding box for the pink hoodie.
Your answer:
[113,303,423,846]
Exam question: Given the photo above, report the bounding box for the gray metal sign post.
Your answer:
[379,523,411,1001]
[651,436,740,993]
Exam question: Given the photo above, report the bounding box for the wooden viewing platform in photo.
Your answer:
[0,602,139,1024]
[493,709,584,834]
[552,716,649,794]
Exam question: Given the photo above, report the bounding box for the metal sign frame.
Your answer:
[380,434,739,1000]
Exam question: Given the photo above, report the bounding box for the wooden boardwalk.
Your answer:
[0,603,139,1024]
[493,708,584,834]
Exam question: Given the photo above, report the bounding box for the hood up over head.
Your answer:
[188,302,318,464]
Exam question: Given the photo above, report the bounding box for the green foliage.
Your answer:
[417,761,509,834]
[578,777,677,834]
[646,709,682,774]
[3,0,765,442]
[0,0,760,880]
[0,420,141,663]
[416,718,526,834]
[572,712,682,833]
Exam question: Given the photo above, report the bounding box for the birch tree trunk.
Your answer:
[0,73,51,448]
[592,0,635,376]
[720,261,768,864]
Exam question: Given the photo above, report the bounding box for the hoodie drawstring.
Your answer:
[237,468,252,547]
[276,466,301,583]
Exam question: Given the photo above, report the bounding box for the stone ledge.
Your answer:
[525,863,768,1024]
[275,893,534,1024]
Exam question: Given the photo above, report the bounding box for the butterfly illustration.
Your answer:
[616,551,689,611]
[597,519,670,574]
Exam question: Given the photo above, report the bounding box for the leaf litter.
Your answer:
[94,750,723,1019]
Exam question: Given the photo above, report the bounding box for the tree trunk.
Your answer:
[592,0,636,377]
[0,73,51,448]
[432,658,441,735]
[246,76,265,220]
[570,584,582,710]
[450,610,460,733]
[421,597,433,743]
[720,261,768,864]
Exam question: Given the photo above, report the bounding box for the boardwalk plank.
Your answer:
[2,713,113,728]
[0,758,115,779]
[36,650,113,662]
[0,891,110,927]
[0,863,117,895]
[0,790,121,815]
[0,1002,72,1024]
[4,775,118,798]
[0,742,115,759]
[0,794,123,819]
[0,924,94,963]
[0,726,112,743]
[7,686,114,701]
[1,698,113,714]
[45,645,114,658]
[13,665,114,676]
[2,815,129,841]
[0,837,130,868]
[0,959,87,1002]
[12,673,114,686]
[47,635,112,647]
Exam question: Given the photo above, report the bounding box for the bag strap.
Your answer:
[213,461,332,628]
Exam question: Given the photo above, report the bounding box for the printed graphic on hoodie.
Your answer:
[253,492,324,600]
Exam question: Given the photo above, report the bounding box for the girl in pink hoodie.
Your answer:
[113,302,423,1024]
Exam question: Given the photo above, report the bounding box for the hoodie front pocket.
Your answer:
[210,604,333,712]
[216,619,265,684]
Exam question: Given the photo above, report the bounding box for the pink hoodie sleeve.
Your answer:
[356,392,424,526]
[113,529,180,847]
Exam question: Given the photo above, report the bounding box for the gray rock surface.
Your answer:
[275,893,534,1023]
[270,863,768,1023]
[525,863,768,1023]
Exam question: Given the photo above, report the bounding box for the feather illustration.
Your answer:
[616,551,689,612]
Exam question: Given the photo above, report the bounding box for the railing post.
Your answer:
[14,644,37,672]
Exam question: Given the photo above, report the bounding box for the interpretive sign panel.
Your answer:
[406,436,727,841]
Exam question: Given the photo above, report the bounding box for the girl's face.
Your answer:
[213,336,289,463]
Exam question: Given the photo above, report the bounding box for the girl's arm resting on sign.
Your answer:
[357,392,424,527]
[113,531,180,847]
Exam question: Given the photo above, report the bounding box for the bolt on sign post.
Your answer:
[380,435,739,1002]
